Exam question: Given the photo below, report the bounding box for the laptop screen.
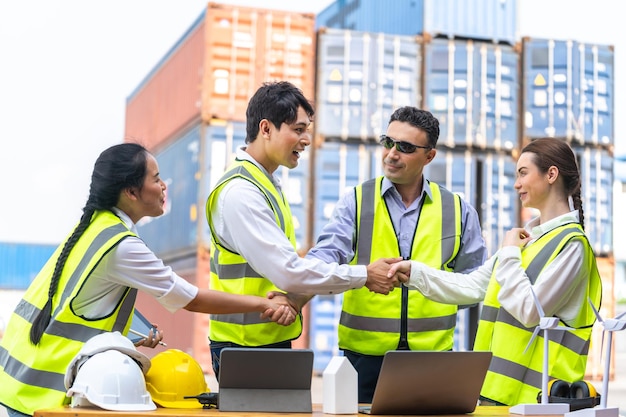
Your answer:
[361,350,492,415]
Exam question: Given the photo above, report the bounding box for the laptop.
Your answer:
[218,348,314,412]
[359,351,493,415]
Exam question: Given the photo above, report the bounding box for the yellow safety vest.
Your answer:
[339,177,462,355]
[475,223,602,405]
[0,210,137,415]
[206,160,302,345]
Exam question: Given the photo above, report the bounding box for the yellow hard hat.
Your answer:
[145,349,209,408]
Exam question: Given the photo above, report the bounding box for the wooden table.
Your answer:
[34,404,551,417]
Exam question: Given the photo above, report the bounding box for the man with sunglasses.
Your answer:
[306,106,487,403]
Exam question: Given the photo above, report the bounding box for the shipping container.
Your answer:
[424,148,518,255]
[521,37,614,147]
[125,2,316,151]
[311,141,382,241]
[314,28,421,141]
[0,242,57,289]
[424,38,519,151]
[574,146,613,256]
[201,3,316,124]
[316,0,518,45]
[314,29,520,151]
[308,294,343,373]
[136,120,309,258]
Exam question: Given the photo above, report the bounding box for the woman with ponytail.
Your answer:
[0,143,296,417]
[387,137,602,406]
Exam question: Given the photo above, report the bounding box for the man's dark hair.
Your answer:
[245,81,314,143]
[389,106,440,148]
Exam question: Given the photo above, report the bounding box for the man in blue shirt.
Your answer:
[306,106,487,403]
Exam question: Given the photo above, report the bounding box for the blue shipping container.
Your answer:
[0,242,57,289]
[312,141,382,240]
[316,0,517,45]
[315,28,421,140]
[522,37,614,147]
[575,146,613,256]
[424,38,519,151]
[425,149,518,256]
[137,122,309,257]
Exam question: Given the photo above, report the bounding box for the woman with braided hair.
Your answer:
[387,137,602,406]
[0,142,296,417]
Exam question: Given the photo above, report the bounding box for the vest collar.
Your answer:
[111,207,136,234]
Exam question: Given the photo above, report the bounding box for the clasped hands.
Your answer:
[260,257,410,326]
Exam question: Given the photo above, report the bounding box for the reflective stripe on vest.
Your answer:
[339,177,462,355]
[475,224,602,405]
[0,211,137,414]
[206,160,302,345]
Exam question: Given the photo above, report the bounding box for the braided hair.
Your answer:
[30,143,148,345]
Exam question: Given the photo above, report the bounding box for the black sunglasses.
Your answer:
[379,135,431,154]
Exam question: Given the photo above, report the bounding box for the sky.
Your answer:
[0,0,622,244]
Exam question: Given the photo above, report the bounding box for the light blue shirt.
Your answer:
[307,176,487,273]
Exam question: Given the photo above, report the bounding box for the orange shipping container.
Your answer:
[125,2,316,152]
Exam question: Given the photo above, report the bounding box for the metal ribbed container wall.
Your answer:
[522,37,614,147]
[125,2,316,151]
[136,121,309,257]
[200,3,315,124]
[424,38,519,151]
[316,0,517,45]
[424,149,518,256]
[312,141,382,242]
[574,145,613,256]
[315,28,421,141]
[308,294,343,373]
[0,242,57,289]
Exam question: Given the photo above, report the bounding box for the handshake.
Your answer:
[365,257,410,295]
[262,257,412,326]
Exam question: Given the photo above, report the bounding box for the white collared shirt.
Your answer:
[71,207,198,317]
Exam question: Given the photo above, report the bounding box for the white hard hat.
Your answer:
[65,331,151,389]
[66,350,156,411]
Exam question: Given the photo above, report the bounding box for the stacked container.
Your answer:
[125,2,316,371]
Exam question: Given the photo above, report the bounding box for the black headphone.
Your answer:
[536,379,601,411]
